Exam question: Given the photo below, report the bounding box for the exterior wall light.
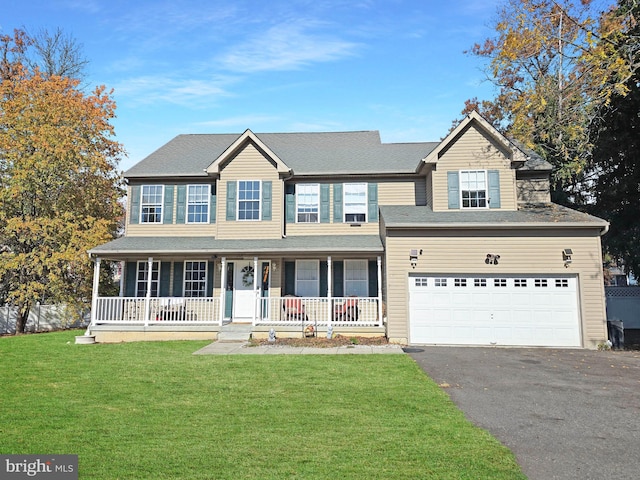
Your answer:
[410,249,419,269]
[485,254,500,265]
[563,248,573,267]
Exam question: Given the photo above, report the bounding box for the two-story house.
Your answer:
[88,112,610,348]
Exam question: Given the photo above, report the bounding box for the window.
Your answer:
[136,261,160,297]
[141,185,163,223]
[435,278,447,287]
[184,261,207,297]
[494,278,507,287]
[187,185,209,223]
[295,260,319,297]
[514,279,528,287]
[535,279,548,287]
[344,183,367,223]
[415,277,428,287]
[238,181,260,220]
[460,170,487,209]
[556,279,569,288]
[296,184,319,223]
[474,278,487,287]
[344,260,368,297]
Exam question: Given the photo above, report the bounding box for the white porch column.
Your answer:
[144,256,153,327]
[89,257,101,333]
[253,256,259,325]
[327,256,332,325]
[118,260,125,297]
[219,257,226,325]
[377,256,383,326]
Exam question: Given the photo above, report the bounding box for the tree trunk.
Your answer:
[15,304,30,334]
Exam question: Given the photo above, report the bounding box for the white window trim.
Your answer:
[343,182,368,223]
[295,259,320,297]
[186,185,210,224]
[136,261,160,297]
[296,183,320,223]
[237,180,262,221]
[183,260,208,298]
[140,185,164,224]
[344,259,368,297]
[459,170,489,210]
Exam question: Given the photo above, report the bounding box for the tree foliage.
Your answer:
[463,0,637,201]
[0,29,123,333]
[588,0,640,276]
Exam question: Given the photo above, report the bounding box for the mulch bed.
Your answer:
[250,335,389,348]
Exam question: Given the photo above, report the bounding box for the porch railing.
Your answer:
[256,296,382,327]
[93,297,221,325]
[92,295,383,328]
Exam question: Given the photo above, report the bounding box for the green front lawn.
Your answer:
[0,331,524,479]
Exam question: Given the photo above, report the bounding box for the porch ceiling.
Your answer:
[89,235,383,260]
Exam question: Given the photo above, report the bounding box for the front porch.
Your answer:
[91,294,384,342]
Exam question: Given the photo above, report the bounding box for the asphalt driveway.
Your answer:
[406,347,640,480]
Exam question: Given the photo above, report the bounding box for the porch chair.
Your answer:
[283,295,307,321]
[334,296,359,321]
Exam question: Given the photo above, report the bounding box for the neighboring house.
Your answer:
[88,111,610,348]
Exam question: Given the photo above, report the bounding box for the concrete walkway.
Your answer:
[193,341,404,355]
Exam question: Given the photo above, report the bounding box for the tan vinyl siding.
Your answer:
[384,228,607,348]
[126,224,217,237]
[517,175,551,204]
[378,178,426,206]
[286,222,380,236]
[431,124,517,212]
[216,143,282,240]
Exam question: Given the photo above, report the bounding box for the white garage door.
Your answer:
[409,275,581,347]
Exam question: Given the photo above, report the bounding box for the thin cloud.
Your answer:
[114,75,235,107]
[218,21,361,73]
[195,115,283,129]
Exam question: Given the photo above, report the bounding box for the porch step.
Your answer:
[217,323,253,342]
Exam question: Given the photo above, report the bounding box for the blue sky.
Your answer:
[4,0,501,171]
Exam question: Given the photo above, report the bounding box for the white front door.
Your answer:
[233,261,255,321]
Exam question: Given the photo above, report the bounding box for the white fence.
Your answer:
[0,304,89,335]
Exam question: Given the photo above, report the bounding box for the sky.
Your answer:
[3,0,502,172]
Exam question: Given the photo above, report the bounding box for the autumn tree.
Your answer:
[0,29,123,333]
[588,0,640,276]
[463,0,637,202]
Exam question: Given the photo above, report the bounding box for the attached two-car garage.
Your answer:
[408,274,581,347]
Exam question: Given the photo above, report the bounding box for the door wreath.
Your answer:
[241,265,254,287]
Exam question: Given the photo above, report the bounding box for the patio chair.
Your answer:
[283,296,307,321]
[334,296,359,321]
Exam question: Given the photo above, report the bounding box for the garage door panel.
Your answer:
[409,275,580,347]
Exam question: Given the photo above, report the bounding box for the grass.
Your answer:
[0,331,525,479]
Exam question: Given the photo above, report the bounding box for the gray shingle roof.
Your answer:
[89,235,383,257]
[380,204,608,229]
[124,131,439,178]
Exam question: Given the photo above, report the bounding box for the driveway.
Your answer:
[406,347,640,480]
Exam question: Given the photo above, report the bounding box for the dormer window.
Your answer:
[460,170,487,209]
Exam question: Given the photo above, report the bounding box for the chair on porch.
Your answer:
[334,296,359,321]
[283,295,307,321]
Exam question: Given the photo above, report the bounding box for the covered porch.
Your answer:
[87,235,386,341]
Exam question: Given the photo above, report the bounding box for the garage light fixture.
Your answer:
[563,248,573,267]
[410,249,419,269]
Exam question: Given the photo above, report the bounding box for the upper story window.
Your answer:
[184,261,207,297]
[296,184,319,223]
[187,185,210,223]
[344,183,367,223]
[136,261,160,297]
[141,185,163,223]
[460,170,487,209]
[238,181,261,221]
